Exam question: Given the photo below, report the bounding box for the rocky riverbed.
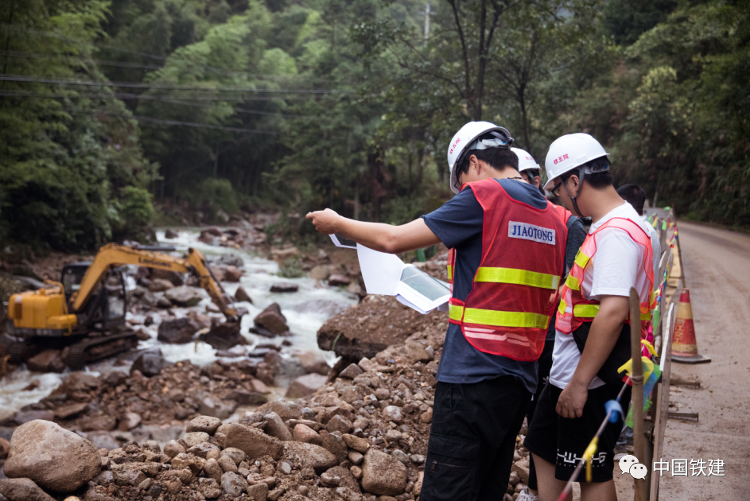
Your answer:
[0,221,533,501]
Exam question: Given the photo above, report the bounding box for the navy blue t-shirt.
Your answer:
[421,178,584,393]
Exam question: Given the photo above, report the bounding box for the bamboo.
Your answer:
[630,288,647,501]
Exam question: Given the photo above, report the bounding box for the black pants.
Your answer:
[526,337,555,491]
[421,376,531,501]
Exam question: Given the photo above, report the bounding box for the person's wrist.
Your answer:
[569,375,590,390]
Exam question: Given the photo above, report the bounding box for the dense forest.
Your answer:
[1,0,748,252]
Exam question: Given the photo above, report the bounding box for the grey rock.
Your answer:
[130,349,163,377]
[157,318,200,344]
[221,471,248,497]
[338,363,364,379]
[4,420,101,492]
[361,449,407,496]
[263,412,293,441]
[270,283,298,293]
[186,415,222,435]
[0,478,56,501]
[164,285,203,307]
[253,303,288,335]
[216,423,283,460]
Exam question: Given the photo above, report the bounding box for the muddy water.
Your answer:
[0,229,357,420]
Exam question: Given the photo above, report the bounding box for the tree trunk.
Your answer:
[520,88,532,152]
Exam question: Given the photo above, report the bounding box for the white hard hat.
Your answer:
[543,133,609,190]
[512,147,539,173]
[447,121,513,194]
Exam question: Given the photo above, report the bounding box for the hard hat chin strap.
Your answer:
[569,169,587,219]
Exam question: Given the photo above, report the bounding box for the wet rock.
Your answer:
[79,415,117,433]
[216,423,283,460]
[164,286,203,307]
[187,415,222,435]
[227,389,267,406]
[224,266,243,282]
[0,437,9,458]
[157,317,200,344]
[52,402,88,420]
[285,373,327,399]
[148,278,174,292]
[152,268,184,286]
[130,349,163,377]
[156,295,172,308]
[253,303,289,336]
[339,363,364,379]
[235,286,253,303]
[281,442,337,474]
[263,412,293,441]
[164,229,178,239]
[0,478,56,501]
[327,274,351,286]
[5,420,101,492]
[309,265,330,280]
[296,350,329,375]
[200,321,247,350]
[270,283,298,293]
[361,449,408,496]
[8,410,54,426]
[221,471,248,497]
[198,394,237,419]
[117,412,141,431]
[201,227,223,239]
[26,349,65,373]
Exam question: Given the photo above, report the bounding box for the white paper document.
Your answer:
[355,243,450,314]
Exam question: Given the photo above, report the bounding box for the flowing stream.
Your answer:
[0,229,357,420]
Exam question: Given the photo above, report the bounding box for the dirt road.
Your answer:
[658,222,750,500]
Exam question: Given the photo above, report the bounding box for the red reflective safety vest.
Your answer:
[556,217,654,337]
[447,179,568,361]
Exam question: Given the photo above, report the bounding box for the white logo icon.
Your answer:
[620,455,649,479]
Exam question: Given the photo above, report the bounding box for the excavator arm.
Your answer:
[71,243,239,320]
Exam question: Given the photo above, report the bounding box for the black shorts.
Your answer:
[421,376,531,501]
[523,381,631,483]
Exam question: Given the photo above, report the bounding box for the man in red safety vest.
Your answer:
[308,122,577,501]
[523,134,654,501]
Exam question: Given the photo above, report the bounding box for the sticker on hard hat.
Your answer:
[508,222,556,245]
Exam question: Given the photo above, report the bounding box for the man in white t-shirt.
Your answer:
[522,134,654,501]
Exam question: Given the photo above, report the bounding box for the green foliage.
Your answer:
[178,178,239,215]
[277,257,305,278]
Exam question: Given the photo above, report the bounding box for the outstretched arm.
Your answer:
[306,209,441,254]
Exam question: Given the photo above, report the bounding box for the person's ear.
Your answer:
[567,174,580,192]
[533,176,541,188]
[468,154,479,175]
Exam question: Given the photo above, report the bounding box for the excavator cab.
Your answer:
[61,263,127,332]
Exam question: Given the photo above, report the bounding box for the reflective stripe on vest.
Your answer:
[474,267,560,290]
[560,297,651,321]
[449,303,549,329]
[447,265,453,281]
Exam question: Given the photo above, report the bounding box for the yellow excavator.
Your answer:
[5,243,240,369]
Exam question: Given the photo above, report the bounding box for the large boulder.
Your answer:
[130,348,164,377]
[199,322,247,350]
[25,349,65,373]
[285,373,327,399]
[0,478,56,501]
[361,449,408,496]
[151,268,184,286]
[4,420,101,493]
[216,423,283,460]
[224,266,243,282]
[281,442,338,474]
[157,318,200,344]
[147,278,174,292]
[164,286,203,307]
[253,303,289,336]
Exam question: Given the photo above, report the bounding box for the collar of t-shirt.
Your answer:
[589,202,649,235]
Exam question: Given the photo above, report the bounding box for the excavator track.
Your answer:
[64,331,138,370]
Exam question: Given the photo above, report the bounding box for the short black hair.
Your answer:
[617,184,647,215]
[560,156,613,190]
[455,146,518,179]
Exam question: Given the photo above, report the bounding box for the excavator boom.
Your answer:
[71,243,238,320]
